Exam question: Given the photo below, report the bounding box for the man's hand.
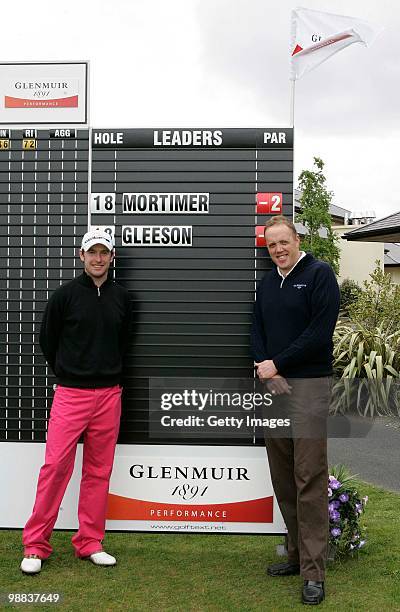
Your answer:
[255,359,278,380]
[266,374,292,396]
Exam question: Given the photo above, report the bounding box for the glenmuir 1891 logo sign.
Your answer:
[5,79,79,108]
[104,447,286,533]
[0,62,88,124]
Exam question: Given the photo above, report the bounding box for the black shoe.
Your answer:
[267,561,300,576]
[302,580,325,605]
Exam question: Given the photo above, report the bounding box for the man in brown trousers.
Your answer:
[251,216,340,605]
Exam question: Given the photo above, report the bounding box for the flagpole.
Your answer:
[290,79,295,127]
[290,78,296,224]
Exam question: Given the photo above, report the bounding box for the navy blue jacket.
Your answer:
[251,253,340,378]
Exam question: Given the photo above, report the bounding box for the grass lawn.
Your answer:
[1,481,399,611]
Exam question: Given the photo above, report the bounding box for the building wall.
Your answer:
[386,266,400,284]
[333,225,384,285]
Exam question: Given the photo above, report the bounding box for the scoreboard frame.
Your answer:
[1,125,293,534]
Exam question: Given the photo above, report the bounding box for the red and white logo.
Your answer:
[107,493,273,523]
[5,95,78,108]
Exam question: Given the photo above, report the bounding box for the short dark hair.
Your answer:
[264,215,298,238]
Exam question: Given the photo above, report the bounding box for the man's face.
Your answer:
[264,224,301,273]
[79,243,113,284]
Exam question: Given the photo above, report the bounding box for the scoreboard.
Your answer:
[0,127,293,444]
[1,126,293,533]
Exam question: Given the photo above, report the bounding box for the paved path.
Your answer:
[328,417,400,492]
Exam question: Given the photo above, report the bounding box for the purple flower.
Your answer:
[329,509,340,522]
[355,503,363,514]
[331,528,341,538]
[339,493,349,503]
[358,540,366,549]
[328,487,333,497]
[329,478,341,490]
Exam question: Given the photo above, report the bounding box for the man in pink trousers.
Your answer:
[21,229,131,574]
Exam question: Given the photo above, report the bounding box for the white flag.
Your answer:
[290,7,383,80]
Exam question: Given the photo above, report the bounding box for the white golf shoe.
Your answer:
[88,551,116,566]
[21,556,42,574]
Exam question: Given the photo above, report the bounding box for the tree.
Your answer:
[339,278,362,317]
[296,157,340,275]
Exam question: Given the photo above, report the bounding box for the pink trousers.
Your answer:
[23,385,122,559]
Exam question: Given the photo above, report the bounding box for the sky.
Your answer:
[3,0,399,219]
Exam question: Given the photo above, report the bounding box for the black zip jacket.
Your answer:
[39,272,131,388]
[251,254,340,378]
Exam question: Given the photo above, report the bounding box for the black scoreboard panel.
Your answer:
[0,127,292,445]
[0,129,89,441]
[91,128,293,445]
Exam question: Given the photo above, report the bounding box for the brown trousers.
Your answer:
[265,377,330,581]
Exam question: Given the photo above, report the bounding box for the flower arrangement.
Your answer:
[328,464,368,556]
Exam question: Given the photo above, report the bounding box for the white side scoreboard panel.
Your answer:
[0,128,88,441]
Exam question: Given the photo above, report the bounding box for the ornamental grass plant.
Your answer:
[331,262,400,417]
[331,322,400,416]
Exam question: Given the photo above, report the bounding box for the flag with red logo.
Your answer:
[290,8,383,81]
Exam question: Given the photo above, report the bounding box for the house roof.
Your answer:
[384,242,400,266]
[294,189,350,222]
[295,222,328,238]
[343,211,400,243]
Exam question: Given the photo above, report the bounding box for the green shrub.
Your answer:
[339,278,362,316]
[348,261,400,332]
